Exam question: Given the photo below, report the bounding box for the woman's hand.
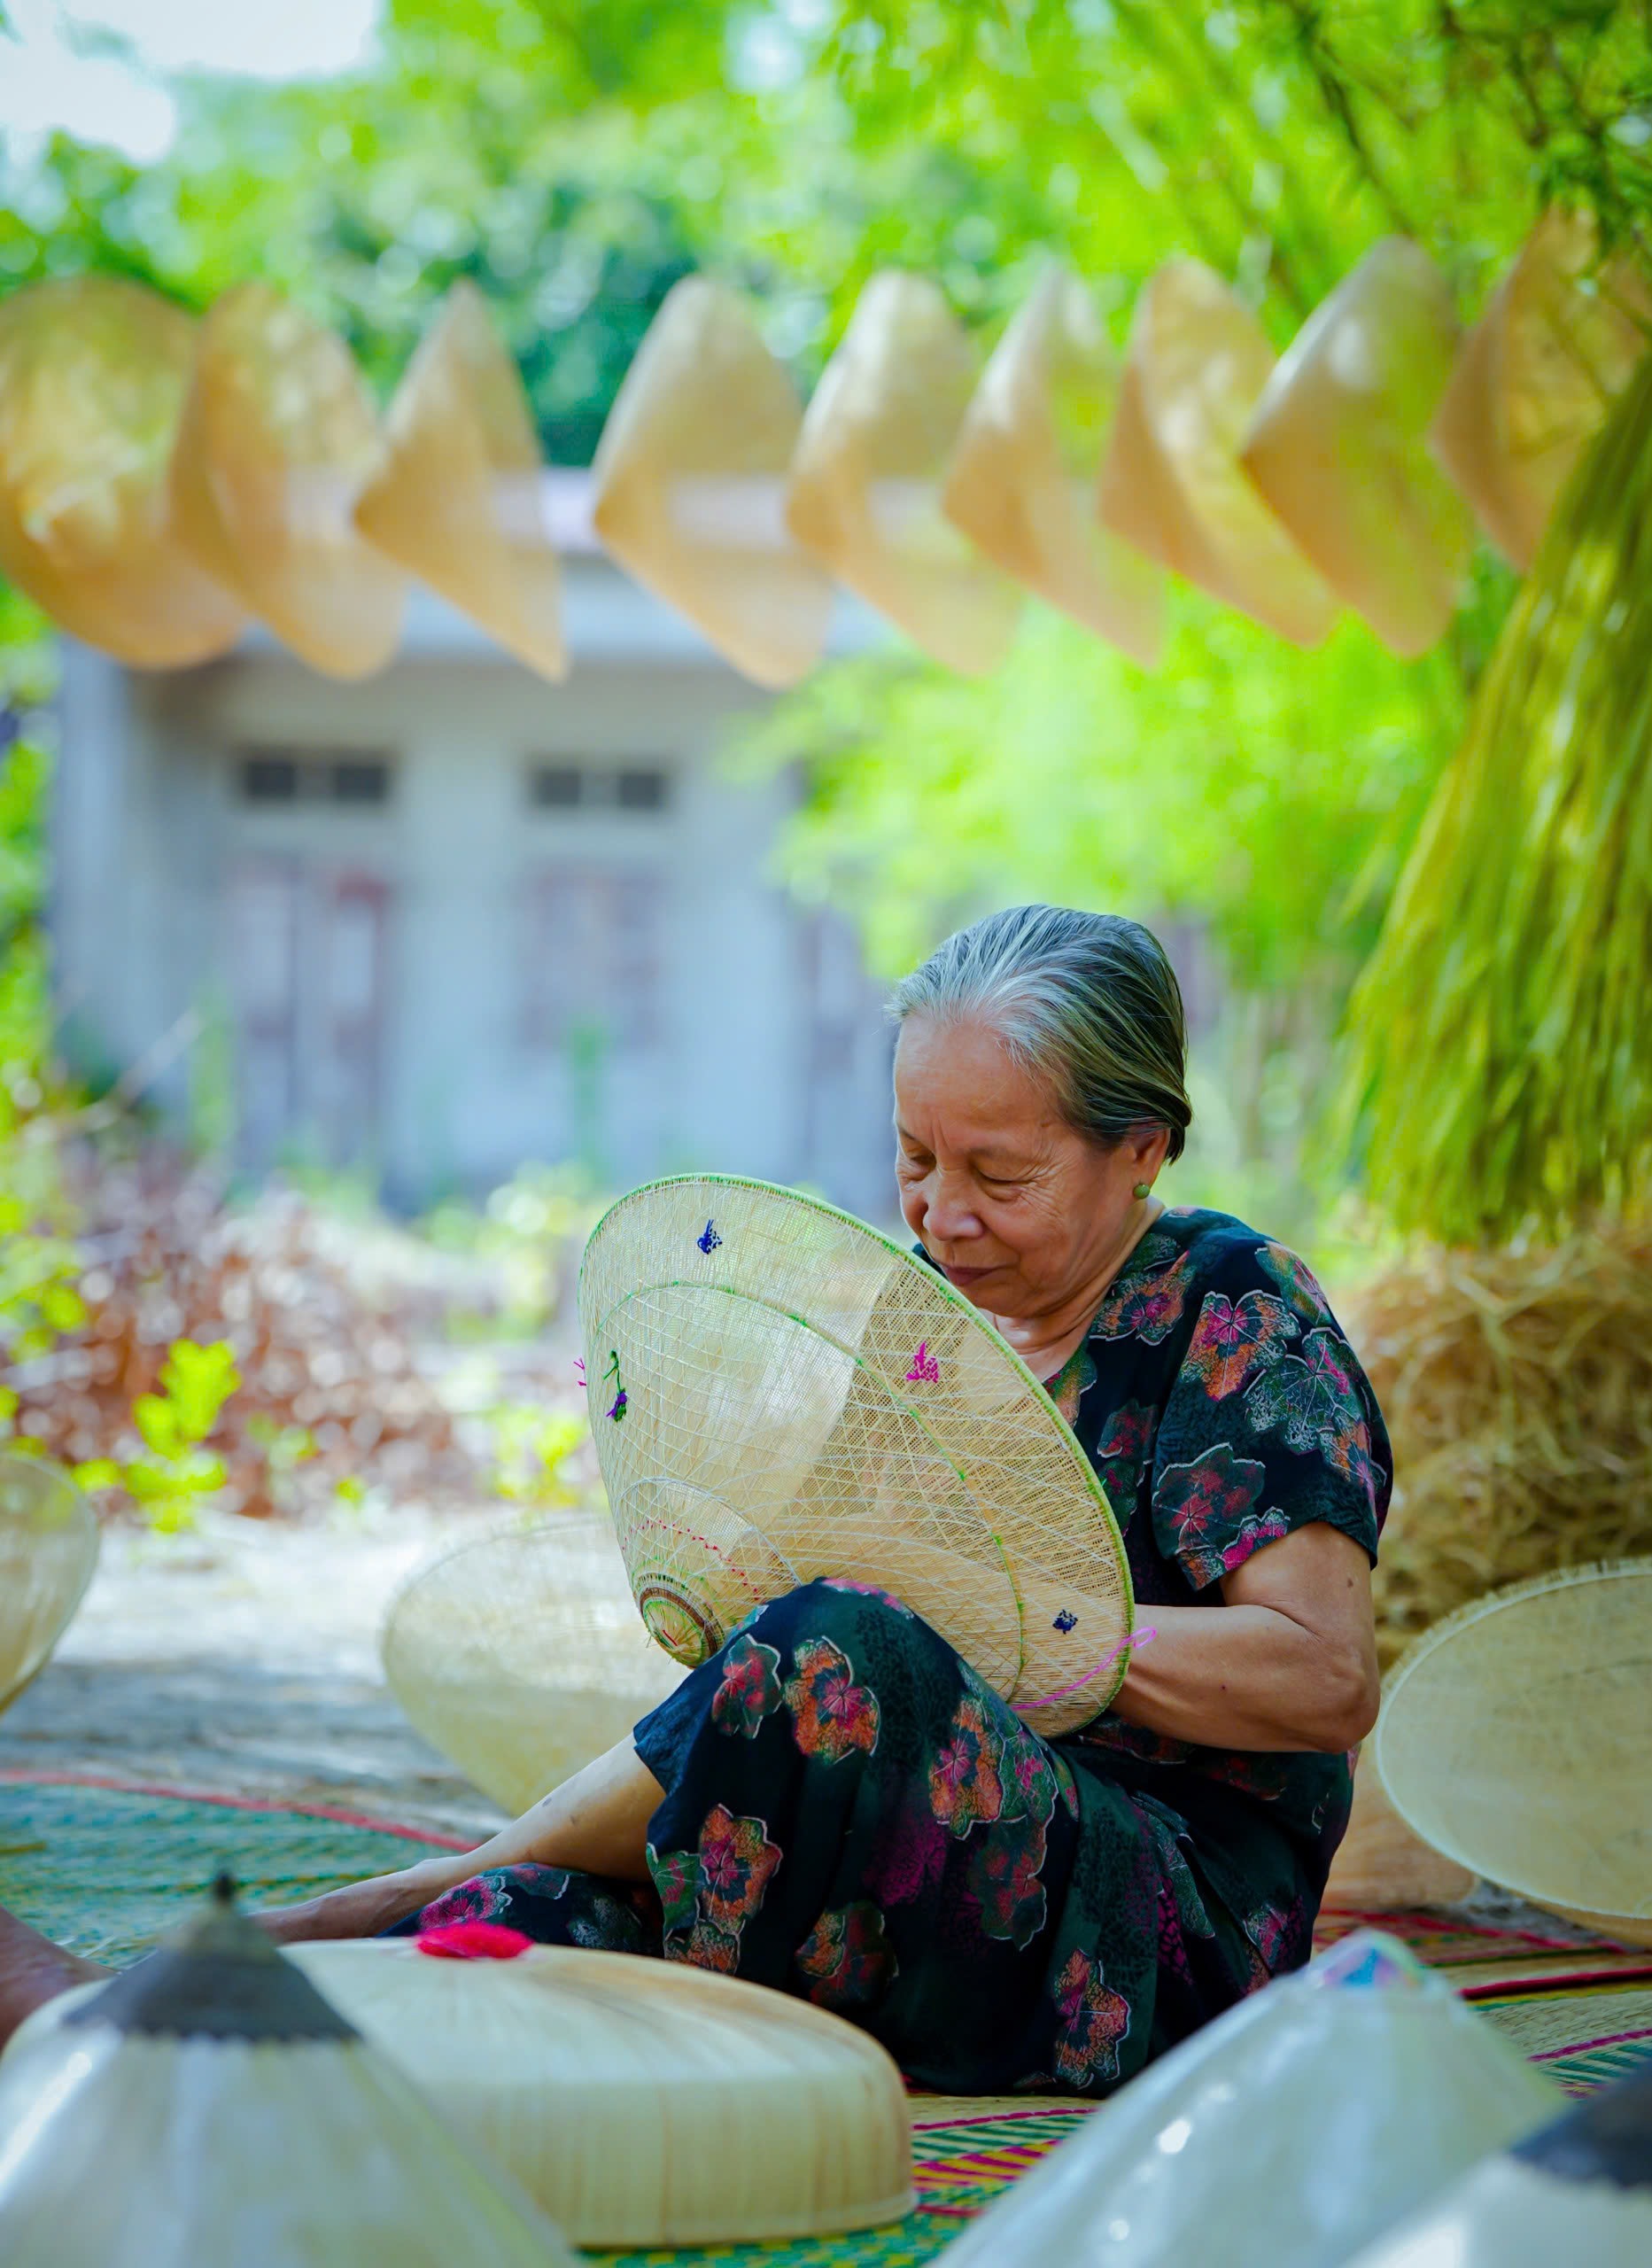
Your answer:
[1108,1521,1380,1753]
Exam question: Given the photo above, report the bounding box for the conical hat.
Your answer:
[0,1879,577,2267]
[169,283,406,680]
[354,283,566,681]
[932,1928,1560,2268]
[578,1175,1131,1736]
[1374,1560,1652,1947]
[381,1511,684,1814]
[942,264,1164,666]
[1430,209,1652,571]
[1097,257,1337,647]
[0,277,244,667]
[1239,238,1473,656]
[1336,2060,1652,2268]
[0,1454,98,1716]
[10,1934,913,2249]
[786,272,1021,675]
[590,276,831,688]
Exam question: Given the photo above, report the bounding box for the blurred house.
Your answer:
[50,476,898,1218]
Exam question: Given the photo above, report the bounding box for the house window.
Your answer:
[237,750,393,805]
[523,865,664,1054]
[526,761,671,813]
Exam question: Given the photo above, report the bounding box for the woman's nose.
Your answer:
[923,1181,984,1242]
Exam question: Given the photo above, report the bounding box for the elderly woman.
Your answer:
[0,908,1387,2092]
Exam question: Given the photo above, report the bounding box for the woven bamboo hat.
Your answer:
[381,1511,683,1814]
[1374,1559,1652,1947]
[0,1454,99,1717]
[11,1933,914,2250]
[578,1174,1133,1736]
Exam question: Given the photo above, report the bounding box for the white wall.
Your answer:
[51,560,896,1218]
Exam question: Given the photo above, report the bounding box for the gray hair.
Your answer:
[888,905,1191,1161]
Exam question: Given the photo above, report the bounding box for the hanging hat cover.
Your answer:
[354,281,567,680]
[787,271,1022,675]
[591,276,833,688]
[932,1928,1561,2268]
[0,276,245,667]
[0,1454,99,1717]
[942,262,1164,666]
[578,1174,1132,1736]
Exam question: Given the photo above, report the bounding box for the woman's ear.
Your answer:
[1130,1123,1173,1180]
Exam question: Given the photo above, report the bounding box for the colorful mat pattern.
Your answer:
[2,1773,1648,2267]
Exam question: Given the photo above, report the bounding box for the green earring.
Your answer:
[1133,1182,1152,1200]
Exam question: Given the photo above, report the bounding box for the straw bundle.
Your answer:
[1343,1231,1652,1668]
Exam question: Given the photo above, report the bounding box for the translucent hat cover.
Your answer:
[942,263,1164,667]
[381,1511,683,1814]
[1336,2059,1652,2268]
[591,276,831,688]
[1240,237,1473,657]
[1375,1559,1652,1947]
[578,1174,1132,1736]
[169,282,406,680]
[1430,209,1652,572]
[355,282,566,682]
[0,276,244,667]
[932,1929,1560,2268]
[1097,257,1337,647]
[786,272,1021,675]
[0,1454,98,1716]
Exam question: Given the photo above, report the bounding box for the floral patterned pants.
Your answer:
[390,1579,1269,2093]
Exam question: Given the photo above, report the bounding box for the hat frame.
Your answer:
[578,1171,1135,1729]
[1373,1556,1652,1946]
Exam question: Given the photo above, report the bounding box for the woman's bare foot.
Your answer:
[253,1863,446,1946]
[0,1905,110,2049]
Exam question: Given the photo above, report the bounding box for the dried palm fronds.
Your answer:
[1341,339,1652,1244]
[1342,1230,1652,1667]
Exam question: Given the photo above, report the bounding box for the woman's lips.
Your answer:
[941,1263,997,1287]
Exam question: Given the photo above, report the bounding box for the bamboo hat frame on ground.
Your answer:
[354,281,567,682]
[786,271,1022,676]
[0,277,245,669]
[1097,256,1338,647]
[0,1878,578,2268]
[0,1454,98,1718]
[7,1937,916,2249]
[1335,2060,1652,2268]
[1374,1560,1652,1948]
[591,276,832,688]
[931,1929,1561,2268]
[168,282,407,680]
[1430,209,1652,573]
[381,1511,683,1815]
[1240,237,1474,658]
[578,1174,1133,1737]
[942,262,1164,668]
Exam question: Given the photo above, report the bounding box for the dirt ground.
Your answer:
[0,1503,508,1841]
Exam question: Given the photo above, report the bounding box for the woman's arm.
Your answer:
[1105,1521,1380,1753]
[259,1739,664,1943]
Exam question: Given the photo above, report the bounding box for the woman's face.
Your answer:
[892,1013,1166,1322]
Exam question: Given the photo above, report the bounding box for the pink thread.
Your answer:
[1011,1625,1158,1715]
[904,1341,941,1384]
[575,1357,586,1387]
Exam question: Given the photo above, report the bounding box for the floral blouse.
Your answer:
[925,1204,1391,1925]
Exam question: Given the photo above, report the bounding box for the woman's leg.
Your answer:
[0,1906,108,2049]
